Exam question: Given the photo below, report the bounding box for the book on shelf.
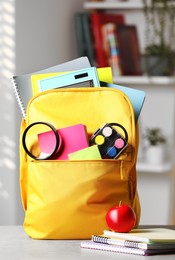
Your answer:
[90,12,125,68]
[75,13,96,66]
[81,13,97,67]
[117,24,142,75]
[101,22,122,76]
[75,13,86,57]
[81,241,175,256]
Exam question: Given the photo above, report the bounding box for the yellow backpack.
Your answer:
[20,87,141,239]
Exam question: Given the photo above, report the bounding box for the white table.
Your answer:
[0,226,175,260]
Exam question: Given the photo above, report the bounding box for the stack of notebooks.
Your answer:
[81,228,175,256]
[11,56,145,123]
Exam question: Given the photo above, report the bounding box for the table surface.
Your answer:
[1,226,175,260]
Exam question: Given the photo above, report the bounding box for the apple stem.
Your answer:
[119,200,122,207]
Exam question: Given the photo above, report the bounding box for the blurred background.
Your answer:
[0,0,175,225]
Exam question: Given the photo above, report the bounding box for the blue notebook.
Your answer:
[38,67,100,92]
[100,81,146,122]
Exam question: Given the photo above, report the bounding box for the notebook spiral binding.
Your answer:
[11,76,26,120]
[93,235,108,244]
[92,235,140,249]
[124,240,140,248]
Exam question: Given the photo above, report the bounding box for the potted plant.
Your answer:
[142,0,175,76]
[144,127,166,164]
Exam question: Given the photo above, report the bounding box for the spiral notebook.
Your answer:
[92,234,175,250]
[11,56,91,120]
[81,241,175,256]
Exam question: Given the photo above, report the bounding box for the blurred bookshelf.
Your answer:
[75,10,142,76]
[137,160,172,174]
[80,1,175,175]
[82,1,175,81]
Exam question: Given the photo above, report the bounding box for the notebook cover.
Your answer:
[81,241,175,256]
[38,124,89,160]
[100,81,145,122]
[117,25,142,76]
[11,56,91,119]
[103,228,175,243]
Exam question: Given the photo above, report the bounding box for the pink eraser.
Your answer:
[38,124,89,160]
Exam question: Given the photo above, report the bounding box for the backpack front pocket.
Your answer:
[24,159,132,239]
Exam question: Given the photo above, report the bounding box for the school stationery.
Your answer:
[100,81,145,122]
[103,228,175,243]
[80,241,175,256]
[92,234,175,250]
[11,56,91,119]
[37,67,100,92]
[31,67,113,96]
[22,121,61,160]
[90,123,128,159]
[68,145,102,160]
[38,124,89,160]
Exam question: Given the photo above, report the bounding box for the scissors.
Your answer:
[22,121,61,160]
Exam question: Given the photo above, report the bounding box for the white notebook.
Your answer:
[81,241,175,256]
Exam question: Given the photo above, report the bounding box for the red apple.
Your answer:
[106,203,136,233]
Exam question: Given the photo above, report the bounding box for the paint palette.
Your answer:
[90,123,128,159]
